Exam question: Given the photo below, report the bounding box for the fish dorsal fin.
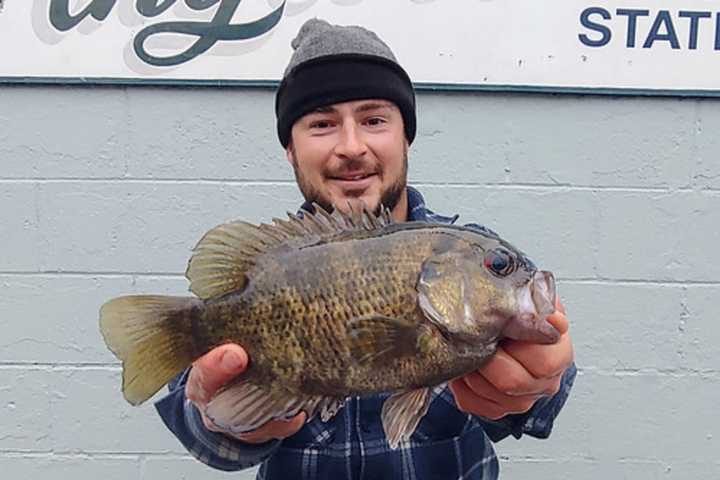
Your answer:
[186,203,393,300]
[309,201,393,232]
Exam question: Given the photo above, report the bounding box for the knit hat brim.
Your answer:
[275,54,416,148]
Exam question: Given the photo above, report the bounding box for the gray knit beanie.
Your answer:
[275,18,416,147]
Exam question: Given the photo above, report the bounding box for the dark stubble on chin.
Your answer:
[290,146,408,216]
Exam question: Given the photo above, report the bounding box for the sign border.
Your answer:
[1,76,719,98]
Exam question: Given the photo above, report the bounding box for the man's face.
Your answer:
[287,99,408,219]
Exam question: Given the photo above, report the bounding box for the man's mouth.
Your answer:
[328,172,378,191]
[331,172,376,181]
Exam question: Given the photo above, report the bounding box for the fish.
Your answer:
[99,203,559,449]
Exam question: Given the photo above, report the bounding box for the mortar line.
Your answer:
[576,367,719,377]
[0,271,185,278]
[0,363,119,369]
[0,450,192,459]
[0,178,711,193]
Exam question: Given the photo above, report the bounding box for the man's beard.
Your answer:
[291,147,408,216]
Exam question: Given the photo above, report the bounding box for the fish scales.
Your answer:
[195,228,459,396]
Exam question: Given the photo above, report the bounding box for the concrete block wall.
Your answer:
[0,85,718,479]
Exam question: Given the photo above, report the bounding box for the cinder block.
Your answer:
[37,182,303,273]
[0,183,42,270]
[411,94,508,185]
[143,457,259,480]
[48,368,186,454]
[0,275,190,364]
[0,369,53,451]
[501,459,720,480]
[678,286,720,371]
[0,454,140,480]
[419,185,599,279]
[559,282,684,371]
[693,100,720,190]
[124,89,291,181]
[0,87,127,179]
[499,371,720,463]
[594,191,720,281]
[413,94,695,189]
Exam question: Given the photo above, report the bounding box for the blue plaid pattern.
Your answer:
[155,186,577,479]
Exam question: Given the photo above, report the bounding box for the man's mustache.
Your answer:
[325,158,381,177]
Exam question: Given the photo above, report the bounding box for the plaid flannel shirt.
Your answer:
[155,186,577,479]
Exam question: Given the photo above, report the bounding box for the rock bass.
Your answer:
[99,205,559,448]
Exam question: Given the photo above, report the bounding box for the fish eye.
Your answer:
[484,248,516,277]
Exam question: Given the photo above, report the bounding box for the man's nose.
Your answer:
[334,122,367,158]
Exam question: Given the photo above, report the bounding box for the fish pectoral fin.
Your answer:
[417,251,485,336]
[205,382,344,434]
[381,387,431,449]
[347,315,418,365]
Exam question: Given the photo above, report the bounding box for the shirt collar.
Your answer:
[406,186,459,224]
[406,185,431,221]
[299,186,458,225]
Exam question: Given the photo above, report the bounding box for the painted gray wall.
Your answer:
[1,85,718,479]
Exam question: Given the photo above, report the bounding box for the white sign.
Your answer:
[1,0,720,94]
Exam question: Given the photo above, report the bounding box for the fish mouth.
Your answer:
[532,270,556,318]
[502,270,560,344]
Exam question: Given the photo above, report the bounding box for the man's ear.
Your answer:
[286,142,296,167]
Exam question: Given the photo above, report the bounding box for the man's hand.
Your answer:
[185,343,306,444]
[449,299,574,420]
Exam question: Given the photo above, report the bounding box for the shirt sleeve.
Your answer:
[154,369,281,472]
[478,362,577,442]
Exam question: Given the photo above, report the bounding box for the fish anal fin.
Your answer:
[381,387,431,449]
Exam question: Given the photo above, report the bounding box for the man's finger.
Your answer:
[502,334,574,380]
[449,379,507,420]
[477,346,548,395]
[463,371,543,406]
[546,310,569,336]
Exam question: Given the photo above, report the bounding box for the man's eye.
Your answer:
[366,117,386,126]
[310,120,332,129]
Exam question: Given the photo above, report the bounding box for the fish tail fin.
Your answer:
[99,295,202,406]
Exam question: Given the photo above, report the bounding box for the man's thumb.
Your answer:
[219,345,248,374]
[548,299,569,335]
[196,343,248,386]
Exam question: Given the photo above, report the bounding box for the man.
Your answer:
[156,18,576,479]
